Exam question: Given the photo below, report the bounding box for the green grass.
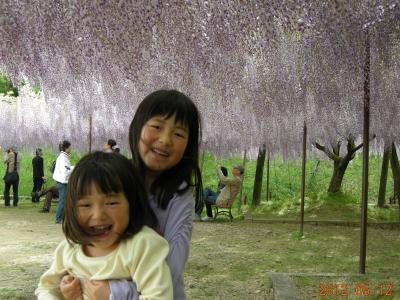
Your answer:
[1,202,399,299]
[1,149,399,221]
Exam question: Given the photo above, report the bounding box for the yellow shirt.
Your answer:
[35,226,172,300]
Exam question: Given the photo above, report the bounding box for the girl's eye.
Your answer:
[106,201,120,206]
[175,132,186,138]
[150,124,161,130]
[78,203,91,208]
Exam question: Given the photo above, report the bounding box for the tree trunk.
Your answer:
[377,145,390,207]
[327,159,350,193]
[252,144,266,206]
[390,142,400,204]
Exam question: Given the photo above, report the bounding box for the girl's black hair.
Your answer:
[63,151,156,245]
[60,140,71,152]
[129,89,203,210]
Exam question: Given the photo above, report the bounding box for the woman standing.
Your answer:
[52,141,73,224]
[31,148,44,203]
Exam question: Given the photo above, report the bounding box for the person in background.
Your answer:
[3,146,21,207]
[38,185,59,213]
[103,139,120,153]
[194,166,228,221]
[197,165,244,221]
[53,140,73,224]
[31,148,45,203]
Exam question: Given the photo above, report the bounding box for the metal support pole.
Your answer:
[238,149,247,207]
[300,123,307,235]
[88,114,92,153]
[359,30,370,274]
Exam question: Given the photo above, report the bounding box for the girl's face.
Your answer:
[76,183,129,257]
[139,115,189,173]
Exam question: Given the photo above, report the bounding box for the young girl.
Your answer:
[36,151,173,299]
[63,90,202,300]
[113,89,203,300]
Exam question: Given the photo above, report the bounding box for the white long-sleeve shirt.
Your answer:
[52,152,73,184]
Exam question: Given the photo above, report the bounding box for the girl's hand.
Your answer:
[60,275,83,300]
[84,279,110,300]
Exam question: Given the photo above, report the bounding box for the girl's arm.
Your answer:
[162,190,194,299]
[35,242,69,299]
[109,279,139,300]
[109,190,194,300]
[130,228,173,299]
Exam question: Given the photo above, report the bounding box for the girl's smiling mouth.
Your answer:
[151,147,169,157]
[89,225,112,236]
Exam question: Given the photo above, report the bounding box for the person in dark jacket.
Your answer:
[31,148,44,202]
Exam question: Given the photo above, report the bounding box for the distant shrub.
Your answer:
[0,73,18,97]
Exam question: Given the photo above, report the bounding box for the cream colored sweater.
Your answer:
[35,226,172,300]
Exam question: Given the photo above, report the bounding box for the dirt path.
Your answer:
[0,207,273,299]
[1,205,399,299]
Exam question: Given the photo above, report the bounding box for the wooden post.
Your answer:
[252,144,266,207]
[266,149,270,201]
[88,114,92,153]
[300,123,307,235]
[359,30,370,274]
[238,149,247,208]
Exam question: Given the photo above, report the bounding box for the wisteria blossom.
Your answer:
[0,1,399,156]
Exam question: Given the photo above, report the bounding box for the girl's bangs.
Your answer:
[75,163,123,199]
[148,94,193,129]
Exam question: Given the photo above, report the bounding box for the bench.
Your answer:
[212,191,239,221]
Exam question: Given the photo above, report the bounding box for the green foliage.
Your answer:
[290,230,304,240]
[20,79,42,94]
[0,73,18,97]
[200,152,399,221]
[1,149,399,222]
[31,83,41,94]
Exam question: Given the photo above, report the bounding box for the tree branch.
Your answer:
[313,142,341,162]
[349,134,376,156]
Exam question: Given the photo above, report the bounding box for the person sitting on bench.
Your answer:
[38,185,59,213]
[196,165,244,221]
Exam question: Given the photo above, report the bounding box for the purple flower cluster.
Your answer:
[0,1,399,156]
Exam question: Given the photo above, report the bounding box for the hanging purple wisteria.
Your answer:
[0,1,399,155]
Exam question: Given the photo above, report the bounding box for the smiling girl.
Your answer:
[35,151,172,300]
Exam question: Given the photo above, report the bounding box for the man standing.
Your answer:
[3,146,21,207]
